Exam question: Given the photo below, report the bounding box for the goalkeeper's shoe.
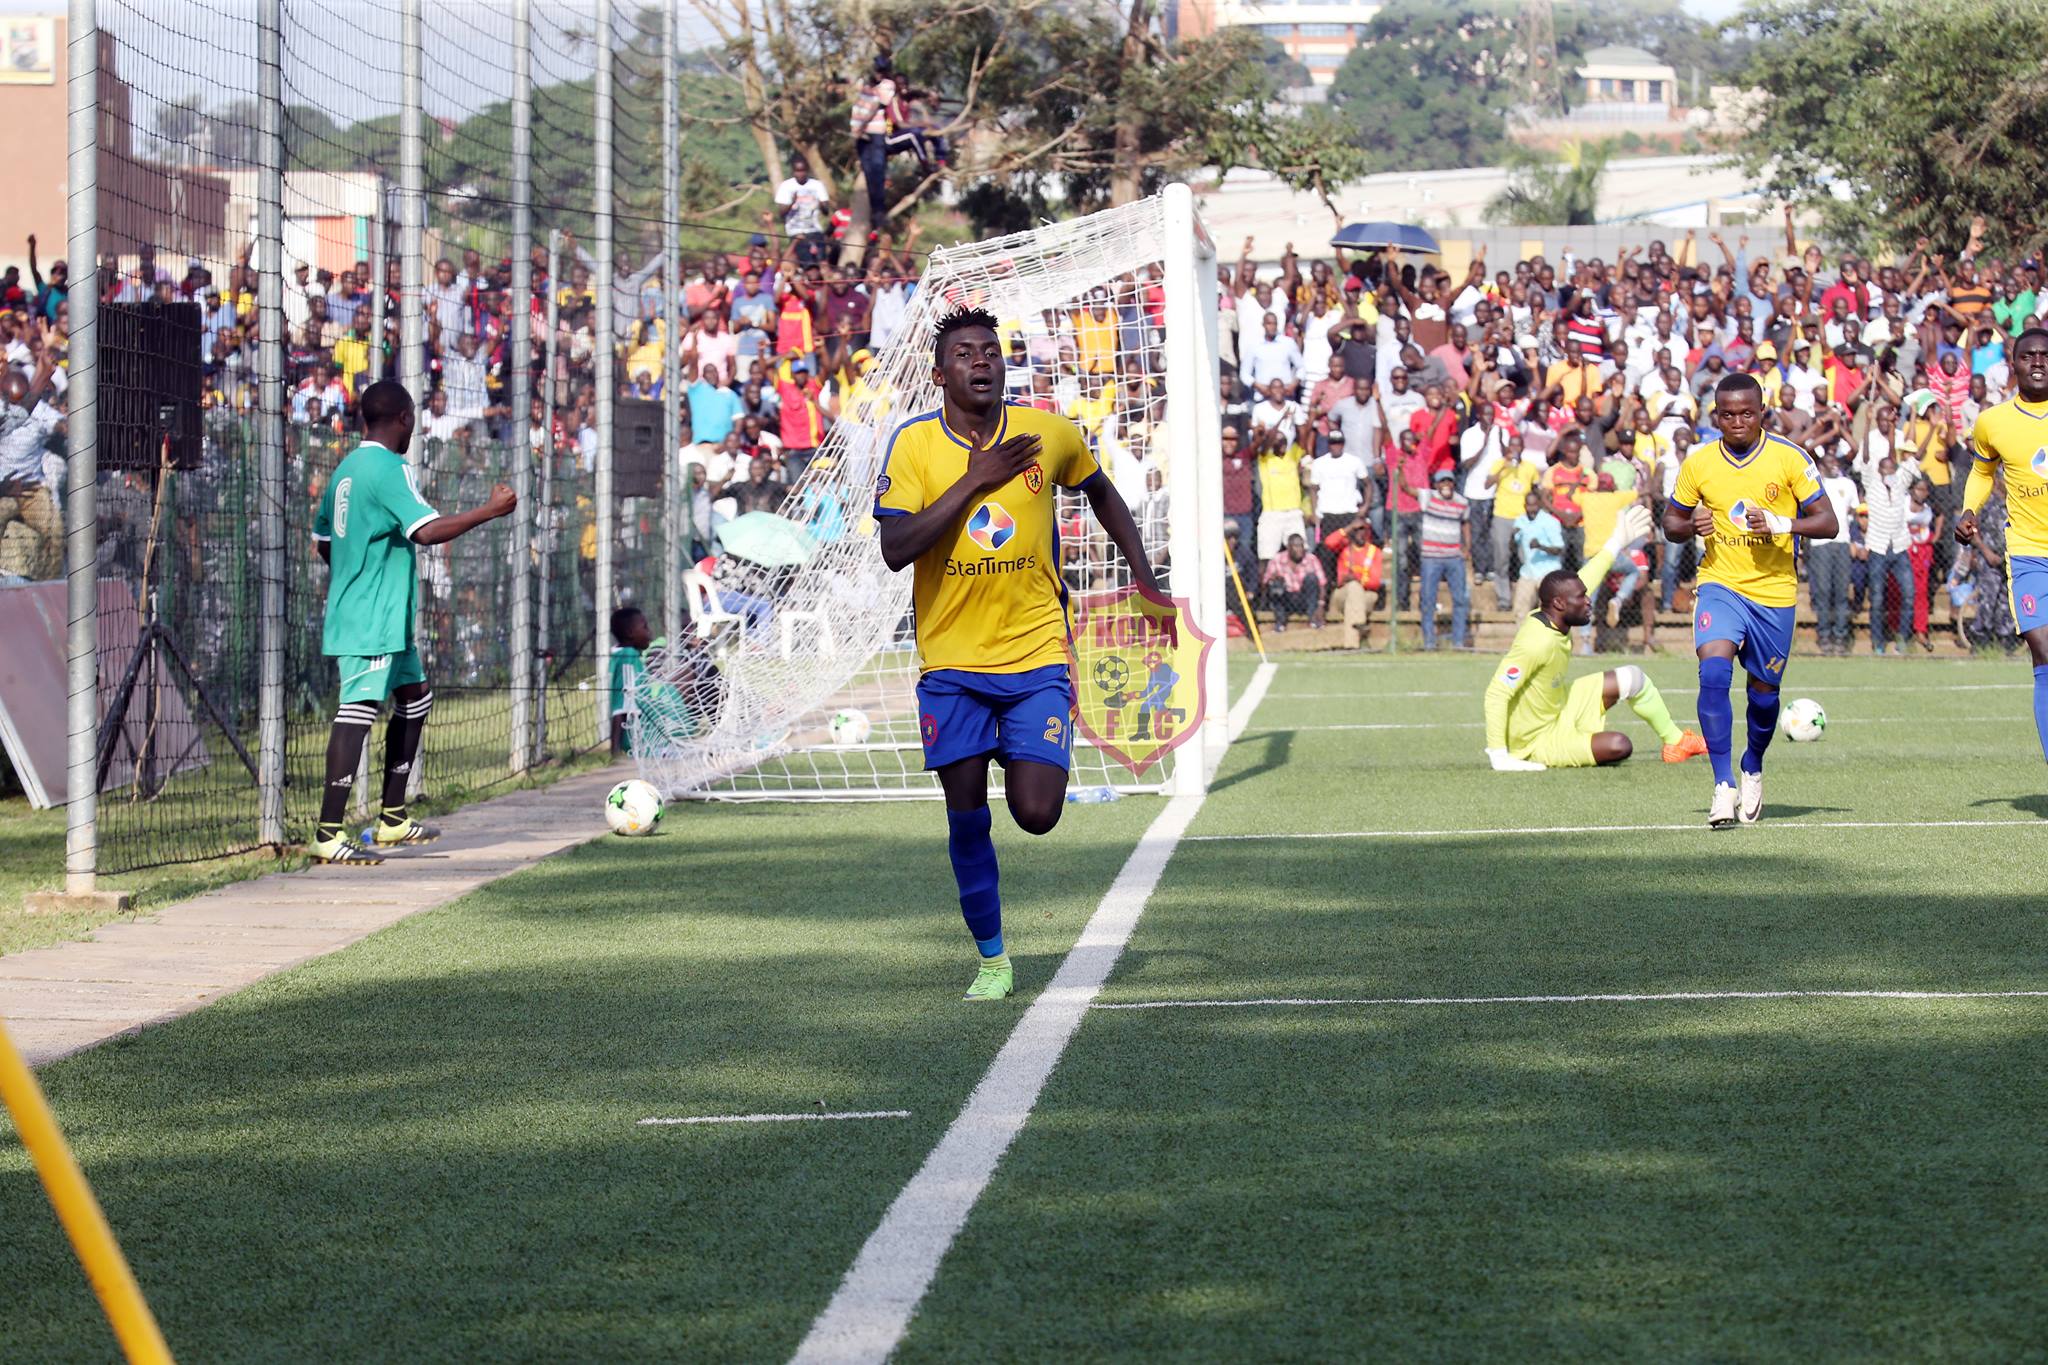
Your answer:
[1661,730,1708,764]
[310,831,385,866]
[962,956,1014,1002]
[1708,783,1739,830]
[370,816,441,847]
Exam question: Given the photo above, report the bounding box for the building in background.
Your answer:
[1170,1,1382,85]
[1574,45,1678,116]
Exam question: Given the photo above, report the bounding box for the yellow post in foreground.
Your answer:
[1224,539,1270,663]
[0,1019,174,1364]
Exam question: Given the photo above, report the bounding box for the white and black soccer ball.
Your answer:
[605,778,664,835]
[1780,697,1827,743]
[828,707,872,747]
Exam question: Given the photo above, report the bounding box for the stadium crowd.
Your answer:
[0,195,2031,659]
[1215,209,2028,656]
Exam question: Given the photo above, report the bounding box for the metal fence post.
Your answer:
[369,178,386,382]
[255,0,287,844]
[534,230,561,769]
[593,0,615,736]
[661,0,682,648]
[508,0,534,772]
[63,0,100,895]
[398,0,424,407]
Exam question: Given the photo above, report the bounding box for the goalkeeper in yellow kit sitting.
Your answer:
[1482,503,1707,771]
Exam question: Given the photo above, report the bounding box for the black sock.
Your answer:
[379,690,433,821]
[317,704,378,840]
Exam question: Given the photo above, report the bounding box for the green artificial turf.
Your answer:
[6,652,2047,1359]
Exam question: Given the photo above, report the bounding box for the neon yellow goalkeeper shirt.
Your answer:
[1482,546,1614,755]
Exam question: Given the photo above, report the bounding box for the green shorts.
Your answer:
[335,648,425,705]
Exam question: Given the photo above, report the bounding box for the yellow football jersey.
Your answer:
[874,402,1101,674]
[1670,433,1822,608]
[1969,398,2048,557]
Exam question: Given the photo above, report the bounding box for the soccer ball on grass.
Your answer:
[1779,698,1827,743]
[605,778,664,835]
[828,708,872,746]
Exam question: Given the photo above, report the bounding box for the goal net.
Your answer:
[631,186,1225,801]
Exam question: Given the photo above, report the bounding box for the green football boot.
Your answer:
[963,956,1014,1002]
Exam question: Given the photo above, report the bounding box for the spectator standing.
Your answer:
[1253,427,1310,564]
[774,157,832,266]
[1810,451,1859,654]
[1510,489,1565,616]
[774,357,825,484]
[1308,427,1366,578]
[1243,312,1303,396]
[1861,452,1914,654]
[1905,476,1941,651]
[1483,431,1544,610]
[1220,426,1258,590]
[1410,468,1470,650]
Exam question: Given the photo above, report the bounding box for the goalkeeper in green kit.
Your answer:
[1482,503,1706,772]
[308,380,516,864]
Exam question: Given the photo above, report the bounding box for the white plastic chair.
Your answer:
[682,568,744,647]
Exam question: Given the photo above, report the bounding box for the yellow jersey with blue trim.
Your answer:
[873,402,1102,674]
[1969,397,2048,558]
[1670,432,1823,608]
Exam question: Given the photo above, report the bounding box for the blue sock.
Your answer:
[946,806,1004,957]
[1698,655,1735,787]
[1743,684,1780,776]
[2034,665,2048,763]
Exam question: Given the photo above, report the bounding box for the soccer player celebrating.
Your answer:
[1663,373,1837,827]
[309,380,515,864]
[875,306,1170,1001]
[1483,503,1706,771]
[1958,327,2048,767]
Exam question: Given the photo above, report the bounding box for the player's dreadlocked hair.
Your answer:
[933,306,1001,367]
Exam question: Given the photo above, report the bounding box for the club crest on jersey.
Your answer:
[1024,462,1044,494]
[1503,664,1523,685]
[966,500,1017,552]
[1764,482,1780,502]
[875,474,891,499]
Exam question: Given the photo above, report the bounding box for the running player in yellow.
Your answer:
[1484,503,1705,770]
[1958,326,2048,765]
[1663,373,1836,827]
[877,306,1170,1000]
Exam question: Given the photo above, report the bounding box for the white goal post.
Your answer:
[629,185,1226,801]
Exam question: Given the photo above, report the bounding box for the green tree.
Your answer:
[1731,0,2048,256]
[1327,2,1526,173]
[1483,139,1613,225]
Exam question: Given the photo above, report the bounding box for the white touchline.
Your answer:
[1185,817,2048,843]
[1265,683,2030,699]
[637,1111,911,1126]
[1092,989,2048,1011]
[789,661,1278,1365]
[1240,716,2013,733]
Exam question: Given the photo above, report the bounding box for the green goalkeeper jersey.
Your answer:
[313,440,439,657]
[1482,546,1614,754]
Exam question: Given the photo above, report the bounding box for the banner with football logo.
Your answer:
[1068,586,1215,777]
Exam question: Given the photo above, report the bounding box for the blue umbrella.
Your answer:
[1330,221,1442,255]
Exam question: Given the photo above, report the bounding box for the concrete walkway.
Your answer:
[1,766,622,1067]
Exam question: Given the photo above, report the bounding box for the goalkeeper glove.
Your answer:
[1486,747,1546,772]
[1602,503,1654,559]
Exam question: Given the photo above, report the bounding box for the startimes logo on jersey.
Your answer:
[946,554,1040,577]
[966,501,1017,552]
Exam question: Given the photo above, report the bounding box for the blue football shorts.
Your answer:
[1693,582,1796,686]
[2009,555,2048,634]
[916,663,1076,772]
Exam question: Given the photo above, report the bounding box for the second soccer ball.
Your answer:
[828,708,872,747]
[1779,698,1827,743]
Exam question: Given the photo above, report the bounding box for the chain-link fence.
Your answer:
[71,0,692,872]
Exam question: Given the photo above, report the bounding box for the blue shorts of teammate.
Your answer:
[916,663,1076,772]
[2010,555,2048,634]
[1693,582,1795,686]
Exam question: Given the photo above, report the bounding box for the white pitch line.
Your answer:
[1241,716,2012,733]
[1093,989,2048,1012]
[638,1111,911,1126]
[1265,683,2030,701]
[1186,817,2046,843]
[790,661,1277,1365]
